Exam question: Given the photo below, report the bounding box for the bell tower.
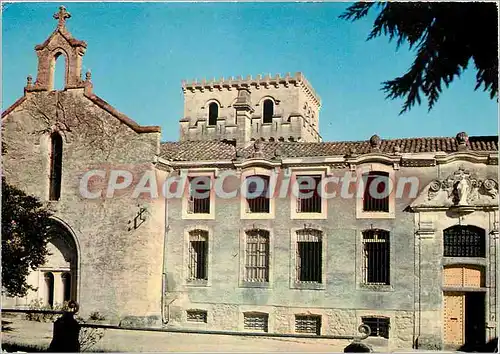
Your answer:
[25,6,92,93]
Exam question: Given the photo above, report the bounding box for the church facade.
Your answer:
[2,7,499,351]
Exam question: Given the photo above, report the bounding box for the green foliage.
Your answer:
[24,299,71,322]
[2,177,54,297]
[340,2,498,114]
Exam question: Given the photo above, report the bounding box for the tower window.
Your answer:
[263,99,274,123]
[49,132,63,201]
[208,102,218,126]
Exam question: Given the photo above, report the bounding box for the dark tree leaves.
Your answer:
[340,2,498,114]
[2,178,54,297]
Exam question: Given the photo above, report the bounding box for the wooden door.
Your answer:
[444,292,464,346]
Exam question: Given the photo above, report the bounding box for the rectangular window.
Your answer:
[188,176,211,214]
[187,310,207,323]
[246,175,270,213]
[243,313,268,332]
[297,229,322,283]
[363,230,390,285]
[188,230,208,281]
[295,315,321,335]
[363,172,389,212]
[362,316,390,339]
[245,230,270,282]
[443,225,486,257]
[296,175,322,213]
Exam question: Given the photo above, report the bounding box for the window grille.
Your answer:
[208,102,218,126]
[246,175,270,213]
[362,316,390,339]
[187,310,207,323]
[188,177,211,214]
[245,230,270,282]
[362,172,389,212]
[296,175,322,213]
[443,225,485,257]
[188,230,208,280]
[49,132,63,201]
[243,313,268,332]
[295,315,321,335]
[263,99,274,124]
[296,229,322,283]
[362,229,390,285]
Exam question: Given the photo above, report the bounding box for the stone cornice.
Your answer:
[155,151,498,170]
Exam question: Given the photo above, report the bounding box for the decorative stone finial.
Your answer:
[85,70,91,81]
[26,75,33,86]
[456,132,469,149]
[53,6,71,28]
[369,134,381,150]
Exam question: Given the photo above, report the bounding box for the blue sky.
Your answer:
[2,2,498,142]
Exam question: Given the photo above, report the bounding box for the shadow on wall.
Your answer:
[458,337,498,353]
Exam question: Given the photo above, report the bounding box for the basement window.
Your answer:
[187,310,207,323]
[295,315,321,335]
[362,316,390,339]
[243,312,268,332]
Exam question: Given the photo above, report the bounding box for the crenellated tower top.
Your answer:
[181,72,321,109]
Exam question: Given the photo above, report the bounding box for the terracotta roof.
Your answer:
[160,141,237,161]
[159,136,498,161]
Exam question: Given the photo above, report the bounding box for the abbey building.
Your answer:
[2,6,498,351]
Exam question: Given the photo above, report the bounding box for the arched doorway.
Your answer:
[38,219,79,307]
[442,225,487,349]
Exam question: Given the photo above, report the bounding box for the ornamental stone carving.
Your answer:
[427,166,498,206]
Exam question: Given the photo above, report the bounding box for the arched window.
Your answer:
[49,132,63,201]
[263,99,274,124]
[362,229,390,285]
[44,272,54,307]
[296,229,322,283]
[208,102,218,126]
[188,229,208,281]
[443,225,485,257]
[245,229,270,282]
[52,53,66,91]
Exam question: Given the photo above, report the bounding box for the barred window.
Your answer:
[263,99,274,124]
[188,230,208,281]
[362,316,390,339]
[243,312,268,332]
[296,175,322,213]
[208,102,218,126]
[363,172,390,212]
[187,310,207,323]
[246,175,270,213]
[443,225,485,257]
[49,132,63,201]
[188,176,211,214]
[296,229,322,283]
[295,315,321,335]
[245,230,270,282]
[363,229,390,285]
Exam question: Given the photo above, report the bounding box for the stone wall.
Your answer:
[2,89,165,324]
